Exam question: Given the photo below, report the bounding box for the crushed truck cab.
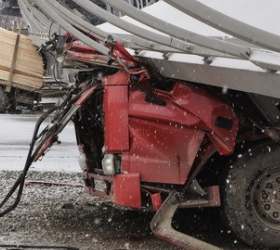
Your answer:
[6,0,280,249]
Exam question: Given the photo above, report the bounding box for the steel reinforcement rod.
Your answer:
[71,0,191,54]
[101,0,243,59]
[32,0,111,57]
[46,0,107,41]
[165,0,280,54]
[18,0,46,33]
[22,0,60,33]
[72,0,245,58]
[46,0,176,53]
[31,0,181,54]
[48,0,202,54]
[101,0,280,72]
[50,0,225,57]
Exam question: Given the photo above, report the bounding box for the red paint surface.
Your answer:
[82,74,239,207]
[151,193,163,211]
[111,173,141,208]
[128,118,204,184]
[66,51,110,65]
[104,70,130,152]
[124,82,238,184]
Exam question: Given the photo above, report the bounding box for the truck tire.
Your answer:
[0,88,8,113]
[221,141,280,248]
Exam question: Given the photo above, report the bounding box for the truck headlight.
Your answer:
[102,154,115,176]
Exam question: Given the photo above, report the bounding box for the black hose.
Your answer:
[0,82,98,217]
[0,106,58,217]
[0,244,79,250]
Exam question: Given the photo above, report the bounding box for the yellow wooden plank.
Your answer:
[0,27,43,92]
[0,51,43,69]
[0,34,36,52]
[6,24,22,92]
[0,46,42,60]
[0,70,43,89]
[0,64,43,79]
[0,27,34,44]
[0,44,44,77]
[0,27,44,90]
[0,41,42,60]
[0,53,44,74]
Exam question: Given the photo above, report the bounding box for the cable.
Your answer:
[0,106,58,217]
[0,82,98,217]
[0,244,79,250]
[48,21,54,40]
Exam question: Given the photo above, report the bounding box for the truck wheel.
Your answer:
[0,88,8,113]
[221,142,280,248]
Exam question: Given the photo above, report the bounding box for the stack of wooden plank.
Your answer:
[0,27,43,91]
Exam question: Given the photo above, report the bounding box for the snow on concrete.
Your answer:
[0,114,80,173]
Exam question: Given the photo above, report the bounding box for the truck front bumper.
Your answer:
[83,171,142,209]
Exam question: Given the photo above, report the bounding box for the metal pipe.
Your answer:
[100,0,246,58]
[102,0,280,71]
[71,0,172,47]
[23,0,60,32]
[46,0,165,53]
[18,0,46,33]
[72,0,223,55]
[46,0,106,41]
[165,0,280,53]
[40,0,185,55]
[32,0,111,56]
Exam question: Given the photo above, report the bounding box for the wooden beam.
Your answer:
[0,26,43,92]
[6,22,23,92]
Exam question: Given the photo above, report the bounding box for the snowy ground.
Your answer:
[0,114,80,173]
[0,114,256,250]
